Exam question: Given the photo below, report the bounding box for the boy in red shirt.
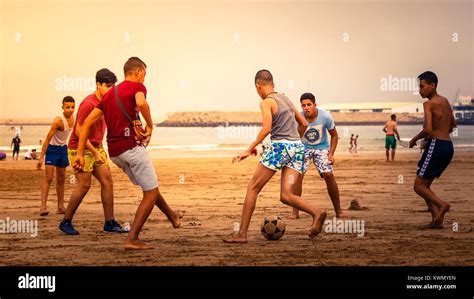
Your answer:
[73,57,182,250]
[59,68,127,235]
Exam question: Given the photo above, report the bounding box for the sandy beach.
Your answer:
[0,151,472,266]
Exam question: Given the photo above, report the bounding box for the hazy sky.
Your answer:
[0,0,472,119]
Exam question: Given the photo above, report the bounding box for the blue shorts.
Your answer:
[416,138,453,179]
[45,144,69,168]
[260,140,305,174]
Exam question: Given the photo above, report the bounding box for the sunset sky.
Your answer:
[0,0,472,119]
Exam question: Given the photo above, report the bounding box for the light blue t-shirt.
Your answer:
[301,108,335,150]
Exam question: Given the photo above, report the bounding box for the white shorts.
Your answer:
[110,146,159,191]
[303,148,333,176]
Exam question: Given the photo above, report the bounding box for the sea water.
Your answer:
[1,125,473,158]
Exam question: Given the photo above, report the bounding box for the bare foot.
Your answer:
[171,210,185,228]
[124,239,154,250]
[223,233,248,243]
[56,207,66,214]
[434,203,450,227]
[288,214,299,220]
[308,209,327,239]
[336,211,347,218]
[39,210,49,217]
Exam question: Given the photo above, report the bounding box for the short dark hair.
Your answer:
[300,92,316,103]
[62,96,75,104]
[391,114,396,120]
[96,68,117,85]
[124,57,147,75]
[255,69,273,85]
[418,71,438,87]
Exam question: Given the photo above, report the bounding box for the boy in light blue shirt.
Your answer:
[291,92,344,219]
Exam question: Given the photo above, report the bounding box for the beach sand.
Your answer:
[0,151,472,266]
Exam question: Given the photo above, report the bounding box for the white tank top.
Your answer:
[50,114,74,146]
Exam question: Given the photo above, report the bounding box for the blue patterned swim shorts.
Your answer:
[260,140,305,173]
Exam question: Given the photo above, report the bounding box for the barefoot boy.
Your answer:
[223,70,327,243]
[37,96,75,216]
[73,57,182,249]
[290,92,343,219]
[59,68,127,235]
[409,71,456,228]
[383,114,401,161]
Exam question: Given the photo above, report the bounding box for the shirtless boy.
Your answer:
[409,71,456,229]
[383,114,401,161]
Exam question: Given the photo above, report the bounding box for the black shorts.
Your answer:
[416,138,453,179]
[13,148,20,156]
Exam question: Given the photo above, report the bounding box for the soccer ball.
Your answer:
[261,216,286,240]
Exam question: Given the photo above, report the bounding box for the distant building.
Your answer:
[453,96,474,123]
[319,101,424,114]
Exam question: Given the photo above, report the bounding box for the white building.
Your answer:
[319,101,424,113]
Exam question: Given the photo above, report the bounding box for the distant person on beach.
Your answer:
[24,149,38,160]
[59,68,128,235]
[11,134,21,160]
[409,71,456,229]
[37,96,75,216]
[289,92,343,219]
[349,134,355,153]
[354,135,359,153]
[223,70,326,244]
[73,57,182,249]
[383,114,401,161]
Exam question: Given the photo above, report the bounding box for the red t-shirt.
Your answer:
[69,93,106,150]
[96,80,147,157]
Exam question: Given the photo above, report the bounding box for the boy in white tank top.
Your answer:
[37,96,75,216]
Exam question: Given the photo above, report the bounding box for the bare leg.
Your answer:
[92,165,114,221]
[124,188,158,250]
[40,165,55,216]
[155,190,182,228]
[279,167,326,239]
[414,177,450,228]
[223,163,276,243]
[322,172,343,217]
[63,171,92,220]
[419,178,439,223]
[289,172,305,220]
[385,149,389,161]
[56,167,66,214]
[391,149,396,161]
